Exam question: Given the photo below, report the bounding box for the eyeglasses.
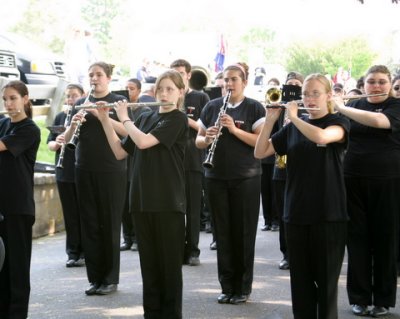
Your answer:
[301,92,323,99]
[366,80,389,86]
[394,85,400,91]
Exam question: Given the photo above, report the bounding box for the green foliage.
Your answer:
[81,0,124,60]
[284,37,377,79]
[34,118,55,164]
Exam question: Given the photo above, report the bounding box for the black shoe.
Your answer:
[74,258,85,267]
[210,241,217,250]
[85,283,100,296]
[96,284,118,295]
[230,294,249,305]
[270,224,279,231]
[370,306,389,317]
[120,242,132,251]
[66,259,76,268]
[352,304,369,316]
[217,293,232,304]
[189,256,200,266]
[261,225,271,231]
[279,258,289,270]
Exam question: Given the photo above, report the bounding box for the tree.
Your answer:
[284,38,377,80]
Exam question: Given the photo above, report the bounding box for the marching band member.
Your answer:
[0,80,41,319]
[47,83,85,267]
[170,58,209,266]
[335,65,400,317]
[255,73,350,319]
[97,70,188,318]
[63,62,127,296]
[196,62,265,305]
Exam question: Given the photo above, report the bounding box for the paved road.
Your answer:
[28,215,400,319]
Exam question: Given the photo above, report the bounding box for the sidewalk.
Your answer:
[28,216,400,319]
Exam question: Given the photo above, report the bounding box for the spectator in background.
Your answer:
[254,67,266,86]
[267,77,280,87]
[356,76,365,94]
[333,82,345,97]
[138,84,156,103]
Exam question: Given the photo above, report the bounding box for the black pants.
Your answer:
[207,176,260,295]
[184,171,202,259]
[286,222,347,319]
[273,179,287,259]
[76,168,126,285]
[135,211,185,319]
[57,181,83,260]
[346,177,400,308]
[261,163,278,226]
[121,182,136,245]
[0,214,35,319]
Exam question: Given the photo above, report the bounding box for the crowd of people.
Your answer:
[0,59,399,319]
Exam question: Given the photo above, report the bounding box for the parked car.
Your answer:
[0,47,20,80]
[0,32,67,85]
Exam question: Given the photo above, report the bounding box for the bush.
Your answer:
[34,118,55,164]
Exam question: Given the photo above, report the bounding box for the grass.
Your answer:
[34,117,55,164]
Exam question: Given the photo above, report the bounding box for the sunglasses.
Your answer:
[394,85,400,91]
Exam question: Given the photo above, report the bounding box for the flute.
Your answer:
[75,102,174,110]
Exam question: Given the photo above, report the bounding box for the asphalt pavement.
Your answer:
[28,214,400,319]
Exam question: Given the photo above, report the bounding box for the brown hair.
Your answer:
[170,59,191,73]
[365,65,393,97]
[224,62,249,81]
[303,74,335,114]
[155,70,185,111]
[88,61,115,77]
[2,80,33,118]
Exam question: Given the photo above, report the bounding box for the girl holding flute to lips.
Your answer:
[97,69,188,318]
[334,65,400,318]
[255,73,350,319]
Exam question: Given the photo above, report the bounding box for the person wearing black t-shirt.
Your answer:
[64,62,128,296]
[47,83,85,268]
[0,80,41,319]
[97,70,188,318]
[171,59,210,266]
[120,78,151,252]
[335,65,400,318]
[196,63,265,305]
[255,74,350,319]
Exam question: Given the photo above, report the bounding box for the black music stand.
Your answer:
[281,84,302,103]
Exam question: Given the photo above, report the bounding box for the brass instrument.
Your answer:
[66,85,95,150]
[203,89,232,169]
[264,88,318,111]
[56,105,73,168]
[75,101,174,110]
[275,154,287,169]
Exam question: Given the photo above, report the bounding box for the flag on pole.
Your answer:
[214,34,225,72]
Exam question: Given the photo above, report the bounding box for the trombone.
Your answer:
[75,101,174,110]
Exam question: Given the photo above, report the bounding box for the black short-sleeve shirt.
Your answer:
[199,97,265,179]
[344,96,400,179]
[122,109,188,213]
[184,90,209,172]
[0,117,41,216]
[272,113,350,224]
[73,93,127,172]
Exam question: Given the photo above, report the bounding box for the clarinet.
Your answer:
[56,105,73,168]
[202,89,232,169]
[66,85,95,150]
